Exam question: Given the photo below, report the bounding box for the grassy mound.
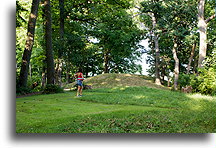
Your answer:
[65,73,169,90]
[16,87,216,133]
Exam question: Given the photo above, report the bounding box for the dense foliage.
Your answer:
[179,51,216,95]
[16,0,216,95]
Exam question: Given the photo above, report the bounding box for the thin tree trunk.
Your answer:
[172,41,179,91]
[66,61,70,84]
[41,65,46,88]
[167,76,172,87]
[29,63,32,81]
[104,51,109,73]
[55,59,62,86]
[18,0,40,87]
[193,56,198,74]
[149,12,161,85]
[44,0,55,84]
[86,63,89,77]
[187,42,196,74]
[161,65,165,85]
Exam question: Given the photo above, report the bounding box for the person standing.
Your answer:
[74,68,84,97]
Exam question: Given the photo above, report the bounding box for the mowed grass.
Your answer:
[16,86,216,133]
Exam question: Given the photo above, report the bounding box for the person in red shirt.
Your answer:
[74,68,84,97]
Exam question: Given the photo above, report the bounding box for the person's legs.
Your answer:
[80,86,83,96]
[76,80,83,96]
[77,86,81,96]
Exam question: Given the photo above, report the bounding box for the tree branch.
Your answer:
[205,14,215,23]
[134,6,141,10]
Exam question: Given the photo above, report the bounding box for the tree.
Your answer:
[55,0,64,86]
[44,0,55,84]
[149,12,161,85]
[139,0,162,85]
[197,0,215,68]
[186,41,196,74]
[172,38,179,90]
[18,0,40,88]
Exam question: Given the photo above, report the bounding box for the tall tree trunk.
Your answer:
[44,0,55,84]
[18,0,40,88]
[187,42,196,74]
[59,0,64,41]
[55,0,64,86]
[197,0,215,68]
[197,0,207,68]
[172,41,179,91]
[149,12,161,85]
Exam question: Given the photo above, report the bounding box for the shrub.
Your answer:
[178,73,191,90]
[16,87,33,95]
[197,68,216,95]
[178,69,216,95]
[43,84,64,94]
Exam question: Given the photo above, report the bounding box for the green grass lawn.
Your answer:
[16,86,216,133]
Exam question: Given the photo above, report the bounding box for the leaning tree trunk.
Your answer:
[44,0,55,84]
[172,41,179,91]
[149,12,161,85]
[18,0,40,88]
[187,42,196,74]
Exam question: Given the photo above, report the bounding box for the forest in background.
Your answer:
[16,0,216,95]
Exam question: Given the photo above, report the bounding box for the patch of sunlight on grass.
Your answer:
[115,78,121,81]
[124,74,132,77]
[111,87,118,90]
[183,93,216,111]
[187,93,216,101]
[190,105,202,111]
[120,87,126,90]
[86,77,94,80]
[134,95,146,99]
[111,86,130,91]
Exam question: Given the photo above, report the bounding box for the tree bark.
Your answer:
[55,0,65,86]
[187,42,196,74]
[104,50,109,73]
[65,61,70,84]
[44,0,55,84]
[172,41,179,91]
[18,0,40,88]
[197,0,207,68]
[149,12,161,85]
[55,59,62,86]
[41,64,46,88]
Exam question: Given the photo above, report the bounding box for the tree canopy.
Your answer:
[16,0,216,95]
